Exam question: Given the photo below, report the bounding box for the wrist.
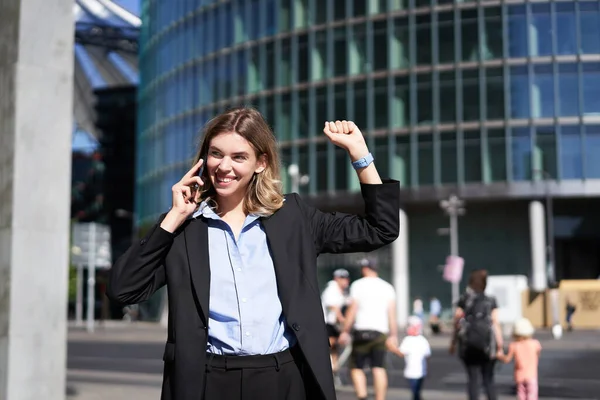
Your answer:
[348,146,370,162]
[161,210,187,233]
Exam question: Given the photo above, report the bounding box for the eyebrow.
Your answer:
[209,146,250,156]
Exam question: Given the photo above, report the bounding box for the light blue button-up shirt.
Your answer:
[192,202,296,355]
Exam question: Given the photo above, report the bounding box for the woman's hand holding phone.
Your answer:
[160,158,204,233]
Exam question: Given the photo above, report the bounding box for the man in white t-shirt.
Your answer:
[339,257,398,400]
[320,268,350,372]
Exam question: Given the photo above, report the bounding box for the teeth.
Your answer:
[217,177,234,183]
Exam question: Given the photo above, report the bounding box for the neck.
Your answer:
[216,193,246,217]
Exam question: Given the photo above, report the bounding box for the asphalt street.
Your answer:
[67,323,600,399]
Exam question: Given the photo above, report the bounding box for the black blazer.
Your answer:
[107,180,400,400]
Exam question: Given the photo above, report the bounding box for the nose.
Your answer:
[218,156,232,172]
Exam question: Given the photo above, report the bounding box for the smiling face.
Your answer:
[207,131,266,203]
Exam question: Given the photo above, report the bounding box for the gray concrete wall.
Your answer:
[0,1,74,399]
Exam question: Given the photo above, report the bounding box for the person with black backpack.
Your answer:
[449,269,504,400]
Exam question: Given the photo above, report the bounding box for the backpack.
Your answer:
[458,294,496,359]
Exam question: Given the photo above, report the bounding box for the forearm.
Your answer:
[341,303,357,333]
[349,148,383,185]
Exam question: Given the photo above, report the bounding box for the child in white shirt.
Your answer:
[391,316,431,400]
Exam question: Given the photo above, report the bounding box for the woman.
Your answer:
[449,269,503,400]
[107,107,400,400]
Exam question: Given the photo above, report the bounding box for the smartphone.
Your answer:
[197,153,206,178]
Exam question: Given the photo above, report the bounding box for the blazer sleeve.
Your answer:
[107,213,173,305]
[295,179,400,255]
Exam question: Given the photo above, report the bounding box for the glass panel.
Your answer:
[557,63,579,117]
[373,20,388,71]
[263,95,275,129]
[512,127,532,181]
[280,38,292,86]
[556,2,577,56]
[510,66,530,119]
[334,83,346,117]
[374,138,389,178]
[298,89,309,139]
[312,30,328,81]
[352,81,367,130]
[462,69,480,122]
[316,86,328,131]
[585,125,600,178]
[438,11,455,64]
[582,63,600,117]
[334,147,347,190]
[265,0,277,36]
[280,147,292,192]
[483,7,503,60]
[298,34,309,83]
[294,0,310,29]
[439,71,456,123]
[464,131,482,183]
[394,135,411,185]
[461,9,479,61]
[535,126,557,179]
[350,23,368,75]
[374,78,388,129]
[353,0,366,17]
[416,73,433,126]
[278,93,292,141]
[560,125,583,179]
[530,3,552,57]
[265,41,275,89]
[488,129,507,182]
[334,1,346,20]
[315,0,328,25]
[418,133,434,185]
[391,17,409,69]
[334,28,347,76]
[416,14,432,65]
[236,50,248,96]
[248,0,261,40]
[580,1,600,55]
[393,76,410,128]
[316,143,328,192]
[486,68,505,120]
[279,0,291,32]
[440,132,458,184]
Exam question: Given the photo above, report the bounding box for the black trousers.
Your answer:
[203,348,306,400]
[463,357,497,400]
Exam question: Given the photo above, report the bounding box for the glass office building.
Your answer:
[138,0,600,303]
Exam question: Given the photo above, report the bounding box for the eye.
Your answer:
[210,150,222,158]
[234,155,247,161]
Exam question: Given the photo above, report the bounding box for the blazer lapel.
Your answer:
[184,218,210,326]
[261,213,293,317]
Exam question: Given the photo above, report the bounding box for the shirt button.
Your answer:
[245,331,251,336]
[242,298,247,303]
[237,268,242,272]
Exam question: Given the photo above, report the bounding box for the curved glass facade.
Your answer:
[138,0,600,225]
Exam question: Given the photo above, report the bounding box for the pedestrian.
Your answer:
[429,296,442,335]
[565,296,576,331]
[390,316,431,400]
[449,269,503,400]
[413,296,424,321]
[497,318,541,400]
[107,107,400,400]
[321,268,351,373]
[339,257,398,400]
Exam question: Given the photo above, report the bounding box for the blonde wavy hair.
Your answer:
[192,106,284,216]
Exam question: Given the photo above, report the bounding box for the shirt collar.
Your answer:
[191,200,260,224]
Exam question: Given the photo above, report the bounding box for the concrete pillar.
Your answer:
[529,201,547,291]
[0,1,74,399]
[393,209,410,328]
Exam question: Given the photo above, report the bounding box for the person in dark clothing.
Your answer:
[449,269,503,400]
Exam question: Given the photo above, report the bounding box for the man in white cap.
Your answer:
[339,257,398,400]
[321,268,351,373]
